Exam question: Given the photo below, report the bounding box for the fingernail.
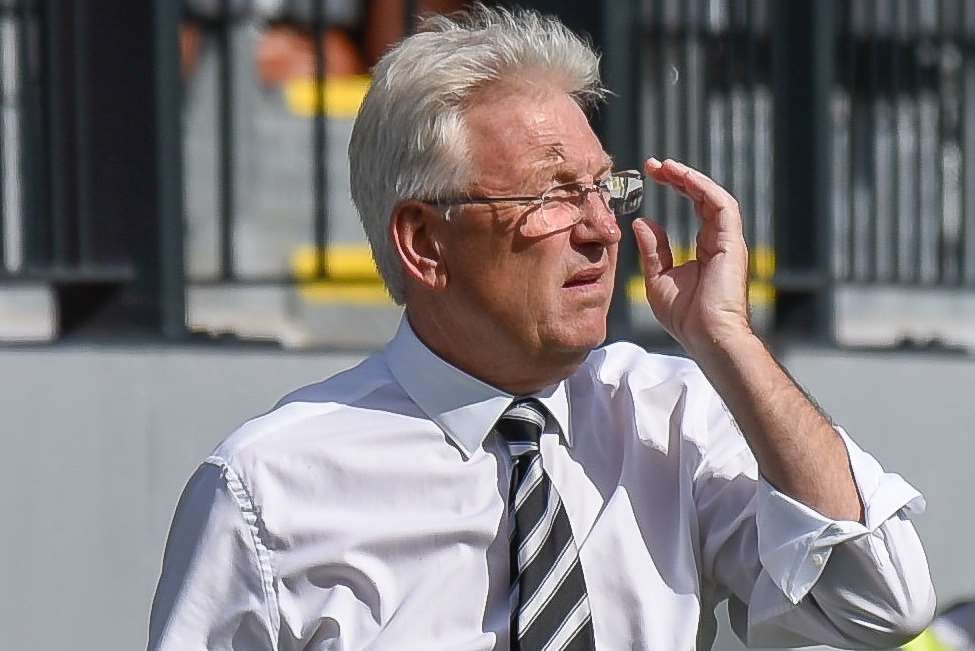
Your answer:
[648,157,662,169]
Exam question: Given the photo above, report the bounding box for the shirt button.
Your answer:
[812,551,827,567]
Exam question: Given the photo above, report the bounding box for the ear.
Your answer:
[390,200,449,292]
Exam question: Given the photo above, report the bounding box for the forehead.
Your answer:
[463,84,610,190]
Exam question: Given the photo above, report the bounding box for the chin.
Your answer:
[545,314,609,355]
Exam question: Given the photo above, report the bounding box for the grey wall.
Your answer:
[0,345,971,650]
[0,346,364,651]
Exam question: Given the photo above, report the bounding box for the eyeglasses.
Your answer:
[434,170,644,237]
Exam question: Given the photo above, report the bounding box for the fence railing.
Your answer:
[833,0,975,286]
[643,0,975,291]
[642,0,776,309]
[1,0,184,338]
[1,0,974,345]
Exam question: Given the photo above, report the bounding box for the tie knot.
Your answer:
[495,398,547,457]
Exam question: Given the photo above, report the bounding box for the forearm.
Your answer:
[691,331,863,522]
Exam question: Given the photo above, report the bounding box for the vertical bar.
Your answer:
[771,0,836,340]
[707,0,725,198]
[73,0,93,265]
[938,0,957,284]
[723,0,736,220]
[847,2,861,282]
[683,0,702,172]
[742,0,756,254]
[404,0,418,35]
[642,1,659,178]
[862,0,877,282]
[45,0,71,266]
[652,2,666,249]
[849,1,860,281]
[890,0,912,282]
[874,0,894,282]
[0,4,7,272]
[849,0,864,281]
[697,0,710,188]
[830,1,848,281]
[154,0,187,337]
[964,0,975,283]
[217,0,235,280]
[754,0,773,282]
[603,0,641,342]
[935,0,947,284]
[312,0,328,278]
[662,0,682,249]
[919,1,939,284]
[904,0,922,283]
[18,0,41,270]
[55,0,185,337]
[675,0,692,252]
[912,0,924,283]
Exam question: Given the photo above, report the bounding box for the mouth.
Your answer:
[563,266,607,288]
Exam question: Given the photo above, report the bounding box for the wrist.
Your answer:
[683,319,759,365]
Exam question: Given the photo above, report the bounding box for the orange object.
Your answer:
[256,25,366,86]
[180,22,202,79]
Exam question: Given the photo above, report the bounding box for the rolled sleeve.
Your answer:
[736,427,936,649]
[756,426,926,605]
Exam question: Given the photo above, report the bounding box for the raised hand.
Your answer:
[632,157,751,356]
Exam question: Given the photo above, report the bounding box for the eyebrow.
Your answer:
[524,145,567,188]
[526,146,616,191]
[549,152,615,183]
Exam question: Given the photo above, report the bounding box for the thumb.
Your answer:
[632,218,673,278]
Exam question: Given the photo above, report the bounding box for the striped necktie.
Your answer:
[494,398,595,651]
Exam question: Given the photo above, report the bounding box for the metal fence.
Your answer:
[2,0,975,344]
[642,0,975,291]
[1,0,54,280]
[834,0,975,286]
[641,0,776,305]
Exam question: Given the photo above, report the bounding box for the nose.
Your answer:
[572,191,621,245]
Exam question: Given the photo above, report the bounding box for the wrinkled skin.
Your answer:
[397,84,620,394]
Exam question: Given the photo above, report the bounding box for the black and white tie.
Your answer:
[494,399,595,651]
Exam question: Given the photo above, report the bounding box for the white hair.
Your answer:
[348,4,607,304]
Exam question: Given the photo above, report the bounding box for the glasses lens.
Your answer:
[521,184,584,237]
[608,172,643,215]
[520,174,641,237]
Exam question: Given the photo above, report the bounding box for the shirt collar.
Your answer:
[384,316,573,459]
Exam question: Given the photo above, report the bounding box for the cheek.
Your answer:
[444,227,568,321]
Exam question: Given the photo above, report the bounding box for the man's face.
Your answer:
[437,85,621,365]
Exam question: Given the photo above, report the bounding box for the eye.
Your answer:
[544,182,584,201]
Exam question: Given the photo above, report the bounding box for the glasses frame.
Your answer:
[431,169,645,220]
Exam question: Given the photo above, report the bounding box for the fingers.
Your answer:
[632,217,673,278]
[644,157,742,231]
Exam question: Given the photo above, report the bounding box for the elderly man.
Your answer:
[149,6,934,650]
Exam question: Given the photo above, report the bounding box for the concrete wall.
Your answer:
[0,344,971,650]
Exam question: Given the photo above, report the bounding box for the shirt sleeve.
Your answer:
[148,459,278,651]
[693,389,936,650]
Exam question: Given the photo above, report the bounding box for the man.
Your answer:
[149,6,935,650]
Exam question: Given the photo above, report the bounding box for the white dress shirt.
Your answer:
[149,318,935,650]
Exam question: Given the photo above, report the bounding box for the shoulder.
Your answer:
[577,340,708,392]
[573,341,734,453]
[209,352,416,475]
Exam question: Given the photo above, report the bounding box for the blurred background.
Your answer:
[0,0,972,649]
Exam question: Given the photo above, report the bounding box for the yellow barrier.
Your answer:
[283,75,372,118]
[291,244,392,304]
[291,244,777,308]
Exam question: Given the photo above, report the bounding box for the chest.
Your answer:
[265,431,705,650]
